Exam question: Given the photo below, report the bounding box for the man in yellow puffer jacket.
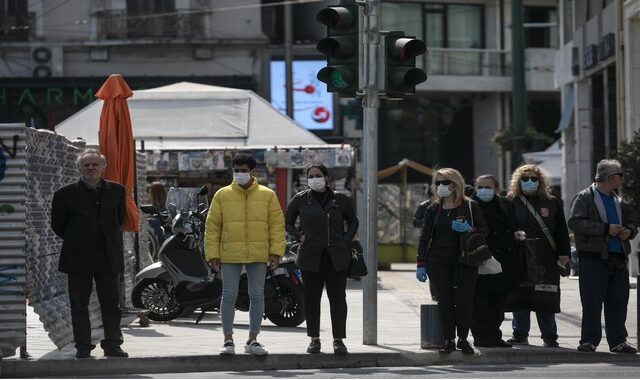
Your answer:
[204,153,285,356]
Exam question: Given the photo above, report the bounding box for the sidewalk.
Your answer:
[1,269,639,377]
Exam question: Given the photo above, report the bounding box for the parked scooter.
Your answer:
[142,208,173,262]
[132,186,305,327]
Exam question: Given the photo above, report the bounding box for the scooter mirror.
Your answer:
[140,205,158,215]
[198,186,208,196]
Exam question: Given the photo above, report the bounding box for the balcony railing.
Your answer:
[98,10,205,40]
[0,13,36,41]
[426,48,511,77]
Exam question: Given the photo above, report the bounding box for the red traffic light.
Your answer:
[390,38,427,62]
[317,7,355,32]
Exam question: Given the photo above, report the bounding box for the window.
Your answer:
[126,0,177,38]
[524,7,559,49]
[381,2,423,40]
[425,3,484,75]
[0,0,30,41]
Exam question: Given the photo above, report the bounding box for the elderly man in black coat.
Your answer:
[51,149,128,359]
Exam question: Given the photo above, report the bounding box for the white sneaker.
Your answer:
[219,340,235,355]
[244,340,268,356]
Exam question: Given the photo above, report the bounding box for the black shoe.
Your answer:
[507,336,529,345]
[307,339,321,354]
[577,343,596,352]
[473,339,495,348]
[610,341,638,354]
[333,339,348,355]
[104,347,129,358]
[495,339,513,348]
[439,340,456,354]
[457,339,475,354]
[75,350,92,359]
[543,339,559,348]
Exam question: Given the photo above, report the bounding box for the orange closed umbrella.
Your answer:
[96,74,140,232]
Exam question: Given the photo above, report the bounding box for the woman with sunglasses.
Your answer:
[506,164,571,348]
[285,163,359,355]
[416,168,488,354]
[470,174,518,348]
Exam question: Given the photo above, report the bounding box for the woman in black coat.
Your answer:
[470,174,519,348]
[506,164,571,348]
[285,163,359,355]
[416,168,488,355]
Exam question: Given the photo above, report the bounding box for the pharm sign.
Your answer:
[270,60,334,131]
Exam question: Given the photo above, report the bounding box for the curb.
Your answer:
[2,349,639,377]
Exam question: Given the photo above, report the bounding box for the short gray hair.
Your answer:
[595,159,622,182]
[76,148,107,167]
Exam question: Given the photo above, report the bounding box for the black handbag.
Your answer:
[347,240,367,279]
[458,201,492,266]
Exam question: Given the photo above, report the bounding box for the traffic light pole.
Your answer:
[362,0,379,345]
[284,2,294,118]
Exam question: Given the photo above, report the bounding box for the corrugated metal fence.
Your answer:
[0,125,149,356]
[0,124,27,358]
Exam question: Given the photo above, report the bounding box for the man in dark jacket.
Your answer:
[568,159,639,354]
[51,149,128,359]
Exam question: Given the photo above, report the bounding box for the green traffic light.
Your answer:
[330,70,349,89]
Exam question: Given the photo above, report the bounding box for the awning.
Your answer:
[555,86,575,133]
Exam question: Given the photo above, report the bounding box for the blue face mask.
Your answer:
[521,180,539,194]
[476,188,495,202]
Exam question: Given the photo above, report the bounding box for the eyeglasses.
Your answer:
[435,180,452,186]
[521,176,539,183]
[611,172,624,178]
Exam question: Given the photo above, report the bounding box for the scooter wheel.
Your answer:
[266,276,305,327]
[131,278,184,321]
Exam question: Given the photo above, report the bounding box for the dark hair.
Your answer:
[231,153,256,170]
[306,162,329,177]
[148,181,167,209]
[474,174,500,190]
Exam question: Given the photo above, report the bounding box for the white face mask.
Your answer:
[234,172,251,186]
[436,184,452,198]
[308,177,326,191]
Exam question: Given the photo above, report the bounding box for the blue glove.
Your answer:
[451,219,472,233]
[416,267,427,282]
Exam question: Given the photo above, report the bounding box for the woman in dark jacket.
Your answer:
[470,174,518,348]
[506,164,571,348]
[285,163,359,355]
[416,168,488,354]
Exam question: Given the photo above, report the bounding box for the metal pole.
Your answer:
[362,0,379,345]
[511,0,526,165]
[284,2,294,118]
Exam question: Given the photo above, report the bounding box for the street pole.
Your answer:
[284,2,294,118]
[362,0,379,345]
[511,0,526,166]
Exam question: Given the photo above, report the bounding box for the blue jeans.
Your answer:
[220,263,266,336]
[512,310,558,340]
[579,256,629,348]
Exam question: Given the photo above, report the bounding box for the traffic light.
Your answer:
[316,0,359,97]
[385,32,427,98]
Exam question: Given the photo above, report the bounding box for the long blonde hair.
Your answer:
[507,164,552,199]
[431,167,468,206]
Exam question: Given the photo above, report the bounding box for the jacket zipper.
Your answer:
[327,212,330,247]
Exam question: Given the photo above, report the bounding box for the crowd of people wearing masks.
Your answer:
[52,149,637,359]
[415,160,639,355]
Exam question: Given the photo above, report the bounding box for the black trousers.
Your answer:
[427,258,478,341]
[301,250,348,339]
[67,253,123,351]
[470,277,509,343]
[579,255,629,348]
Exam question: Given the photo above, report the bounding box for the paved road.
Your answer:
[60,363,640,379]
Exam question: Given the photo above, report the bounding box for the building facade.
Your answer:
[555,0,640,207]
[0,0,267,129]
